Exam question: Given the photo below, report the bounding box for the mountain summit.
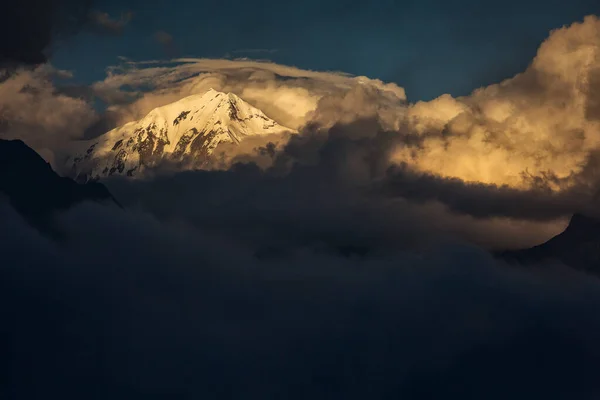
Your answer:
[70,89,293,180]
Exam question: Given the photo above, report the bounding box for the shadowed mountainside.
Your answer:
[499,213,600,273]
[0,139,118,234]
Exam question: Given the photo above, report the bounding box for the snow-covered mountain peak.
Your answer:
[70,89,293,180]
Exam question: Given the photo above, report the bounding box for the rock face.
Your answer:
[0,139,117,234]
[499,213,600,273]
[70,89,293,180]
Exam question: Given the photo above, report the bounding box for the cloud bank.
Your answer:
[105,117,576,252]
[401,16,600,188]
[89,57,407,132]
[2,193,600,398]
[79,16,600,194]
[3,16,600,249]
[4,15,600,398]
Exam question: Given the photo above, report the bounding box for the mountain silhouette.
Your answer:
[499,213,600,273]
[0,139,118,235]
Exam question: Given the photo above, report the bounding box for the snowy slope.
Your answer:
[70,89,293,180]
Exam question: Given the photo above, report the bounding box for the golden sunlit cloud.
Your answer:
[84,16,600,193]
[91,58,407,132]
[396,16,600,189]
[0,65,97,165]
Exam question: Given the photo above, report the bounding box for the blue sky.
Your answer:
[52,0,600,101]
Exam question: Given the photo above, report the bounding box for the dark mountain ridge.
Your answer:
[0,139,118,234]
[499,212,600,273]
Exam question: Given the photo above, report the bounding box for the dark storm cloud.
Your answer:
[2,196,600,399]
[0,0,93,66]
[100,118,582,253]
[277,119,595,224]
[379,163,595,221]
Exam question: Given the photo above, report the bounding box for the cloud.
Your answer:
[86,16,600,195]
[1,13,594,197]
[46,17,599,250]
[7,17,600,393]
[5,16,600,252]
[102,118,572,252]
[88,10,133,35]
[0,0,92,66]
[0,2,133,166]
[153,30,178,58]
[398,16,600,189]
[89,57,407,132]
[0,66,98,165]
[153,30,173,46]
[2,195,600,398]
[154,31,173,46]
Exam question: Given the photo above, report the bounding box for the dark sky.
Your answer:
[50,0,600,101]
